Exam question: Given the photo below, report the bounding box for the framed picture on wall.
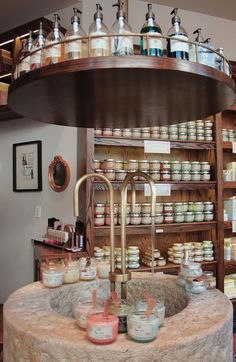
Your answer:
[13,140,42,192]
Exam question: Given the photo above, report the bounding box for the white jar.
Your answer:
[191,162,201,172]
[115,170,127,181]
[204,202,214,211]
[132,128,142,138]
[204,211,214,221]
[150,171,160,181]
[200,162,210,172]
[194,212,204,222]
[95,203,105,215]
[130,213,141,225]
[201,172,211,181]
[171,171,182,181]
[141,213,152,225]
[160,131,168,139]
[149,160,161,171]
[191,171,201,181]
[179,132,187,140]
[188,133,197,141]
[105,214,118,226]
[184,212,194,223]
[94,214,105,226]
[141,203,151,214]
[169,132,178,140]
[139,160,150,172]
[104,169,116,181]
[171,161,182,172]
[141,130,151,139]
[103,128,113,136]
[155,213,164,224]
[182,171,191,181]
[114,160,124,171]
[127,160,138,171]
[123,128,132,138]
[94,160,101,170]
[113,128,122,137]
[155,203,163,213]
[94,128,103,136]
[181,161,191,172]
[151,131,160,139]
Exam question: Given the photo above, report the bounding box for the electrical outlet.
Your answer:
[35,206,42,218]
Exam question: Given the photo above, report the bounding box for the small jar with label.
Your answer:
[79,260,97,281]
[95,169,103,180]
[155,203,163,213]
[169,125,178,133]
[95,128,103,136]
[63,259,80,284]
[127,160,138,171]
[181,171,191,181]
[94,214,105,226]
[114,160,124,171]
[151,130,160,139]
[142,203,151,214]
[205,129,213,136]
[173,202,184,213]
[95,203,105,215]
[196,120,204,127]
[164,213,174,224]
[127,311,159,342]
[118,214,131,225]
[204,211,214,221]
[193,202,204,212]
[196,127,204,135]
[183,202,188,212]
[149,160,161,171]
[150,170,160,181]
[161,170,171,181]
[74,298,103,330]
[115,170,127,181]
[139,160,149,172]
[41,261,64,288]
[201,172,211,181]
[179,132,187,140]
[105,214,118,226]
[188,133,197,141]
[132,203,141,213]
[87,313,119,344]
[103,159,115,170]
[105,203,118,215]
[161,161,171,171]
[194,212,204,222]
[130,213,141,225]
[128,261,140,269]
[205,136,213,141]
[113,128,122,137]
[203,271,216,289]
[171,161,181,172]
[181,161,191,172]
[104,169,115,181]
[184,212,194,223]
[191,171,201,181]
[94,160,101,170]
[122,128,132,138]
[141,130,151,139]
[191,161,201,172]
[168,132,178,140]
[179,125,187,133]
[185,278,206,294]
[188,202,194,211]
[141,213,152,225]
[157,257,166,266]
[160,131,168,139]
[155,213,164,224]
[171,171,182,181]
[205,120,213,128]
[200,162,210,172]
[163,203,173,213]
[204,202,214,211]
[103,128,113,136]
[110,301,133,333]
[174,212,184,223]
[197,135,205,141]
[132,128,142,138]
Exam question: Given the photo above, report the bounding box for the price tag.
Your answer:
[155,229,164,233]
[232,142,236,154]
[144,140,170,154]
[232,221,236,233]
[144,183,171,197]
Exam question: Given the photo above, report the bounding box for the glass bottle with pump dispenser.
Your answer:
[140,3,163,57]
[189,28,205,63]
[111,1,133,56]
[203,38,215,68]
[167,8,189,60]
[89,4,110,57]
[18,31,33,77]
[30,22,45,70]
[64,8,86,60]
[44,14,64,65]
[215,48,230,75]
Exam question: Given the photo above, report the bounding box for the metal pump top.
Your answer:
[71,8,82,24]
[53,14,61,29]
[113,1,126,19]
[193,28,205,43]
[146,3,155,20]
[94,4,103,21]
[204,38,211,44]
[171,8,180,25]
[27,30,33,51]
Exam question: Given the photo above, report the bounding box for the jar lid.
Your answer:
[201,171,210,173]
[104,169,115,172]
[132,128,141,131]
[191,279,205,286]
[150,171,160,174]
[155,213,163,216]
[94,159,101,162]
[203,202,213,204]
[162,161,170,164]
[174,202,183,205]
[171,161,180,164]
[191,161,200,164]
[123,128,132,131]
[129,159,138,162]
[158,257,165,261]
[141,130,150,133]
[164,213,173,216]
[174,212,183,215]
[115,160,124,163]
[156,203,163,205]
[161,170,170,173]
[172,171,181,174]
[195,202,203,204]
[185,212,193,215]
[164,203,173,205]
[115,170,126,173]
[182,161,190,164]
[95,203,105,206]
[95,169,103,172]
[142,203,151,206]
[113,128,121,131]
[200,161,209,164]
[104,158,114,161]
[149,160,160,163]
[95,214,104,218]
[139,160,149,163]
[103,128,112,130]
[141,213,151,216]
[130,213,141,216]
[204,211,213,214]
[191,171,200,174]
[169,131,178,134]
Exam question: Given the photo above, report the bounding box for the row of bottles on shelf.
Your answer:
[95,119,214,141]
[16,3,230,78]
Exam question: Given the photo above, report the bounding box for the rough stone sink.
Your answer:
[3,273,233,362]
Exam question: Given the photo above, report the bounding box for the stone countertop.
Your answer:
[3,273,233,362]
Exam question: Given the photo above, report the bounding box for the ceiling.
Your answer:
[1,0,236,34]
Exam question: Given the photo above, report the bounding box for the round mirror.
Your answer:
[48,155,70,192]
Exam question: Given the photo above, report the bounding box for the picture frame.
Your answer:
[13,140,42,192]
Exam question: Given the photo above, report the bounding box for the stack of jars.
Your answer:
[115,246,140,269]
[168,241,214,264]
[94,159,211,182]
[222,128,236,142]
[94,120,213,141]
[142,247,166,267]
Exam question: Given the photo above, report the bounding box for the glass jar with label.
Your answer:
[174,212,184,223]
[114,160,124,171]
[200,162,210,172]
[87,312,119,344]
[94,214,105,226]
[41,261,64,288]
[205,136,213,141]
[193,202,204,212]
[171,161,181,172]
[181,171,191,181]
[95,203,105,215]
[103,159,115,170]
[204,202,214,211]
[155,213,164,224]
[183,202,188,212]
[163,203,173,213]
[103,128,113,136]
[132,203,141,213]
[115,170,127,181]
[203,271,216,289]
[205,128,213,136]
[164,213,174,224]
[169,125,178,133]
[130,213,141,225]
[95,169,103,180]
[132,128,141,138]
[142,203,151,214]
[194,212,204,222]
[118,214,131,225]
[171,171,181,181]
[141,213,152,225]
[105,203,118,215]
[151,130,160,139]
[188,133,197,141]
[201,172,211,181]
[94,160,101,170]
[127,160,138,171]
[64,259,80,284]
[161,161,171,171]
[141,130,151,139]
[179,132,187,140]
[155,203,163,213]
[197,135,205,141]
[169,132,178,140]
[127,311,159,342]
[204,211,214,221]
[74,298,103,330]
[191,171,201,181]
[149,160,161,171]
[173,202,184,213]
[188,202,194,211]
[105,214,118,226]
[196,120,204,127]
[104,169,115,181]
[150,170,160,181]
[205,120,213,128]
[161,170,171,181]
[181,161,191,171]
[79,259,97,281]
[139,160,149,172]
[112,128,122,137]
[95,128,103,136]
[110,300,133,333]
[184,212,194,223]
[122,128,132,138]
[160,131,168,139]
[191,162,201,172]
[185,278,206,294]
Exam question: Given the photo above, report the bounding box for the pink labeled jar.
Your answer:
[87,313,119,344]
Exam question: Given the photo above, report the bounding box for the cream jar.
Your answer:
[151,131,160,139]
[169,125,178,133]
[95,203,105,215]
[79,261,97,281]
[127,160,138,171]
[160,131,168,139]
[179,125,187,133]
[188,202,194,211]
[103,159,115,170]
[114,160,124,171]
[115,170,127,181]
[163,203,173,213]
[160,170,171,181]
[155,213,164,224]
[94,128,102,136]
[151,126,160,132]
[204,202,214,211]
[191,171,201,181]
[139,160,149,172]
[94,160,101,170]
[184,212,194,223]
[139,170,149,181]
[132,128,141,138]
[118,214,130,225]
[179,132,187,140]
[194,212,204,222]
[130,213,141,225]
[196,128,204,136]
[94,214,105,226]
[181,171,191,181]
[127,311,159,342]
[201,172,211,181]
[41,262,64,288]
[173,257,182,264]
[196,120,204,127]
[181,161,191,171]
[104,169,115,181]
[160,126,168,132]
[112,129,122,137]
[193,202,204,212]
[197,135,205,141]
[142,203,151,214]
[97,260,110,279]
[105,203,118,215]
[161,161,171,171]
[74,299,103,329]
[141,130,151,139]
[204,211,214,221]
[141,213,152,225]
[64,260,80,284]
[128,261,140,269]
[171,171,181,181]
[95,169,103,180]
[122,128,132,138]
[105,214,118,226]
[205,136,213,141]
[188,133,197,141]
[128,170,139,180]
[183,202,188,212]
[149,160,161,171]
[191,161,201,172]
[205,129,213,136]
[171,161,181,172]
[132,203,142,214]
[200,162,210,172]
[164,213,174,224]
[150,171,160,181]
[203,271,216,289]
[174,212,184,223]
[157,257,166,266]
[128,246,139,255]
[103,128,113,136]
[155,203,163,213]
[174,202,184,213]
[205,120,213,128]
[185,278,206,294]
[169,132,178,140]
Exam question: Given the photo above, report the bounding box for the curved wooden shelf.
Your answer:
[8,56,235,128]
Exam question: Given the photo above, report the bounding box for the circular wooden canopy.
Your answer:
[8,56,235,127]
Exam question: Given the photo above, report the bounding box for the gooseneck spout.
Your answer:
[74,173,115,292]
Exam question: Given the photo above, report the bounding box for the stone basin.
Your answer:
[3,273,233,362]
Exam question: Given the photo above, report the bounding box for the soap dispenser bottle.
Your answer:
[167,8,189,60]
[64,8,86,60]
[30,22,45,70]
[140,3,163,57]
[44,13,64,66]
[189,28,205,63]
[89,4,110,57]
[203,38,215,68]
[215,48,230,75]
[18,30,33,77]
[111,1,133,56]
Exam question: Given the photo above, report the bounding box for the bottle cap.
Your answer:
[71,8,82,24]
[27,30,33,51]
[170,8,180,25]
[54,13,61,29]
[146,3,155,21]
[94,4,103,21]
[113,1,126,19]
[193,28,204,43]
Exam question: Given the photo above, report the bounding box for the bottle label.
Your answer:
[30,51,42,65]
[128,322,152,338]
[170,35,189,53]
[143,32,163,51]
[65,36,82,53]
[45,44,61,58]
[90,31,109,50]
[80,268,96,279]
[112,33,133,55]
[20,57,30,72]
[89,325,113,340]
